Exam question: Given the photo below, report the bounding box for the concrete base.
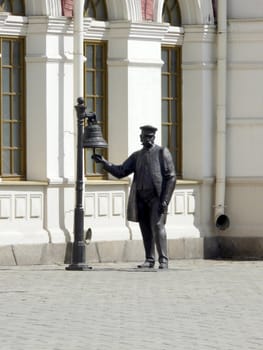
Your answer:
[1,237,263,266]
[217,237,263,259]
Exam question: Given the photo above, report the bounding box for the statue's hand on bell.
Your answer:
[92,154,106,164]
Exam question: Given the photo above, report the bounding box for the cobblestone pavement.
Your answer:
[0,259,263,350]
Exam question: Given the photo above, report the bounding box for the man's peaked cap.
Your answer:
[140,125,157,135]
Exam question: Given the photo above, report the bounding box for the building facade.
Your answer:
[0,0,263,264]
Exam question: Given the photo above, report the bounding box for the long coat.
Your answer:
[103,144,176,222]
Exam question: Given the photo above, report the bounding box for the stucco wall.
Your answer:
[1,0,263,257]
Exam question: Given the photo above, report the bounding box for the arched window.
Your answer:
[84,0,108,21]
[162,0,181,26]
[161,0,182,177]
[0,0,25,16]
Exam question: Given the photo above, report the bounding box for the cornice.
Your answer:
[108,21,169,41]
[0,14,28,35]
[162,26,184,45]
[183,24,216,43]
[28,16,73,34]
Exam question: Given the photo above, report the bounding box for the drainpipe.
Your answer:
[73,0,85,101]
[215,0,230,230]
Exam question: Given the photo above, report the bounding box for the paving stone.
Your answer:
[0,260,263,349]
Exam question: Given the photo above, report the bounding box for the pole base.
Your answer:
[65,263,92,271]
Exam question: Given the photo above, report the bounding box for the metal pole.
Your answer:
[66,98,91,271]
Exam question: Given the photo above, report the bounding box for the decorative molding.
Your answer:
[86,180,129,186]
[25,55,65,63]
[226,177,263,185]
[84,194,95,217]
[108,21,169,41]
[0,181,48,187]
[0,14,28,35]
[162,26,184,45]
[98,193,109,217]
[107,58,163,68]
[172,190,196,216]
[28,16,72,34]
[25,53,74,64]
[112,193,124,216]
[227,117,263,127]
[83,18,108,40]
[0,192,43,220]
[84,190,125,218]
[183,25,216,42]
[30,195,42,218]
[182,62,216,71]
[175,193,185,214]
[228,62,263,70]
[15,196,27,219]
[187,194,196,214]
[0,196,11,219]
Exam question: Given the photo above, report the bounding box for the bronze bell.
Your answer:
[83,113,108,149]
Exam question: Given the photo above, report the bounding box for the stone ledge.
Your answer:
[0,238,215,266]
[1,237,263,266]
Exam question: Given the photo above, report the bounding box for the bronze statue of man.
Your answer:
[92,125,176,269]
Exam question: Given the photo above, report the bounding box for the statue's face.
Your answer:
[140,133,155,148]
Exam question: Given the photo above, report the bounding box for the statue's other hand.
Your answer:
[92,154,106,164]
[159,200,168,215]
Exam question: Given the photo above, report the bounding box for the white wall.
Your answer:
[228,0,263,19]
[2,0,263,247]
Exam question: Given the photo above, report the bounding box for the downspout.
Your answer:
[215,0,230,230]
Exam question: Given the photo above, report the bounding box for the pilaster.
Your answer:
[182,25,216,179]
[26,16,74,183]
[107,21,169,163]
[26,16,75,243]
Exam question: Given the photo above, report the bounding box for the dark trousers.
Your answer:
[137,190,168,264]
